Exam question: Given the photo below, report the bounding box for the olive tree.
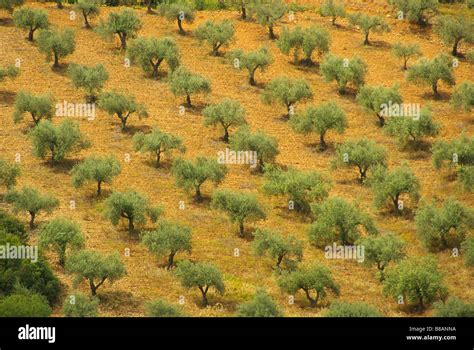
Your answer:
[229,126,279,172]
[415,198,474,252]
[356,84,402,127]
[320,54,368,94]
[357,233,406,281]
[104,190,162,234]
[277,26,330,65]
[98,91,148,131]
[451,81,474,112]
[236,290,282,317]
[211,189,265,237]
[160,2,195,35]
[277,264,339,307]
[262,76,313,118]
[29,119,89,163]
[0,0,23,13]
[253,228,303,272]
[127,37,180,79]
[325,301,382,317]
[168,66,211,107]
[370,164,420,214]
[195,20,235,56]
[141,220,192,269]
[254,0,287,39]
[348,12,390,45]
[172,156,227,202]
[331,138,387,182]
[0,65,19,82]
[262,165,330,212]
[13,7,49,41]
[383,256,447,310]
[319,0,345,26]
[5,186,59,228]
[0,158,20,190]
[68,63,109,102]
[71,155,121,196]
[202,98,247,142]
[133,128,185,167]
[37,28,76,68]
[308,197,378,247]
[13,91,54,126]
[39,217,85,266]
[96,9,142,49]
[63,293,99,317]
[392,42,422,70]
[406,53,455,98]
[435,15,473,57]
[290,101,347,150]
[174,260,224,307]
[388,0,438,25]
[66,250,126,296]
[228,46,273,86]
[75,0,100,29]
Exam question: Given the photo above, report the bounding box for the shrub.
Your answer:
[0,293,51,317]
[254,0,287,39]
[96,9,142,49]
[202,98,247,142]
[319,0,345,26]
[0,158,20,191]
[195,20,235,56]
[71,155,121,196]
[0,65,19,82]
[228,46,273,86]
[348,12,390,45]
[434,297,474,317]
[461,237,474,267]
[320,54,368,94]
[458,166,474,192]
[98,91,148,131]
[133,128,185,167]
[13,7,49,41]
[0,209,26,242]
[168,66,211,107]
[63,293,99,317]
[13,91,54,126]
[236,290,282,317]
[356,84,402,127]
[75,0,100,29]
[451,81,474,112]
[392,42,422,70]
[37,28,76,68]
[324,301,382,317]
[68,63,109,102]
[146,299,184,317]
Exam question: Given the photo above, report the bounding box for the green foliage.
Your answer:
[332,138,387,182]
[276,25,330,65]
[211,189,266,237]
[203,98,247,142]
[75,0,100,29]
[195,20,235,56]
[39,217,84,267]
[290,101,347,150]
[467,50,474,63]
[458,165,474,192]
[13,91,54,126]
[0,158,20,191]
[277,264,339,307]
[415,198,474,252]
[384,107,440,147]
[174,260,225,306]
[96,9,142,49]
[172,156,227,202]
[29,119,89,163]
[435,15,474,56]
[324,301,382,317]
[0,210,26,242]
[127,37,180,79]
[71,155,121,196]
[262,76,313,117]
[461,237,474,267]
[104,190,162,234]
[66,250,126,296]
[68,63,109,102]
[159,2,195,34]
[392,42,422,70]
[229,126,279,172]
[236,289,282,317]
[168,66,211,107]
[63,293,99,317]
[37,28,76,67]
[252,228,303,272]
[0,0,23,13]
[383,256,447,310]
[0,65,19,82]
[133,128,185,167]
[357,233,406,281]
[254,0,287,39]
[5,186,59,228]
[146,299,184,317]
[388,0,438,25]
[356,84,403,127]
[451,80,474,112]
[98,90,148,130]
[319,0,345,25]
[370,163,420,214]
[0,293,51,317]
[434,297,474,317]
[228,46,273,85]
[262,165,330,212]
[308,197,378,247]
[406,53,455,98]
[348,12,390,45]
[141,220,192,269]
[320,54,368,94]
[13,7,49,41]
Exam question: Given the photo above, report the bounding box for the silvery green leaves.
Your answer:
[320,54,367,94]
[74,0,100,29]
[98,90,148,131]
[12,7,49,41]
[228,46,273,86]
[194,20,235,56]
[37,28,76,68]
[133,128,186,167]
[68,63,109,103]
[0,65,19,82]
[0,158,21,190]
[13,91,54,126]
[96,9,142,49]
[168,66,211,107]
[347,12,390,45]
